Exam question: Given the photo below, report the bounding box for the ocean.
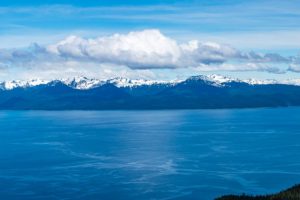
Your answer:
[1,108,300,200]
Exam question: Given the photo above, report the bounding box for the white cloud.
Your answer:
[0,29,296,80]
[47,30,181,68]
[44,29,290,69]
[180,40,240,65]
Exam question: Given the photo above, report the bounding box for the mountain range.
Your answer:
[1,75,300,110]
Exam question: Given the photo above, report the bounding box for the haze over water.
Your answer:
[1,108,300,200]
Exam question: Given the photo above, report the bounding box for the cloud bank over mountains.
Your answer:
[0,29,299,80]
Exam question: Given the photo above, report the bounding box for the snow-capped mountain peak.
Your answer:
[243,78,278,85]
[106,77,180,88]
[187,74,239,86]
[62,76,104,90]
[1,75,300,91]
[0,79,50,90]
[206,74,236,83]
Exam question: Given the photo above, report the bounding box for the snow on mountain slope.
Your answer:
[206,74,236,84]
[201,74,278,86]
[106,77,181,88]
[281,79,300,86]
[0,79,50,90]
[0,75,299,90]
[62,77,104,90]
[243,78,278,85]
[187,74,239,87]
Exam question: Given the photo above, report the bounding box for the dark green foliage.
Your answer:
[216,184,300,200]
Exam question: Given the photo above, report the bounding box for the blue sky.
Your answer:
[0,0,300,80]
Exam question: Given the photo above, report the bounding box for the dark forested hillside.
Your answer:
[216,184,300,200]
[1,76,300,110]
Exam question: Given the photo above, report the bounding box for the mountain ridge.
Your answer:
[1,74,300,110]
[1,74,300,91]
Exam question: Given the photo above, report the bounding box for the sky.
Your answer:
[0,0,300,81]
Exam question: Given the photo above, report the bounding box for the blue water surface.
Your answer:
[1,108,300,200]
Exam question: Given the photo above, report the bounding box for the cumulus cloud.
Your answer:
[46,30,181,69]
[0,29,296,79]
[180,40,240,65]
